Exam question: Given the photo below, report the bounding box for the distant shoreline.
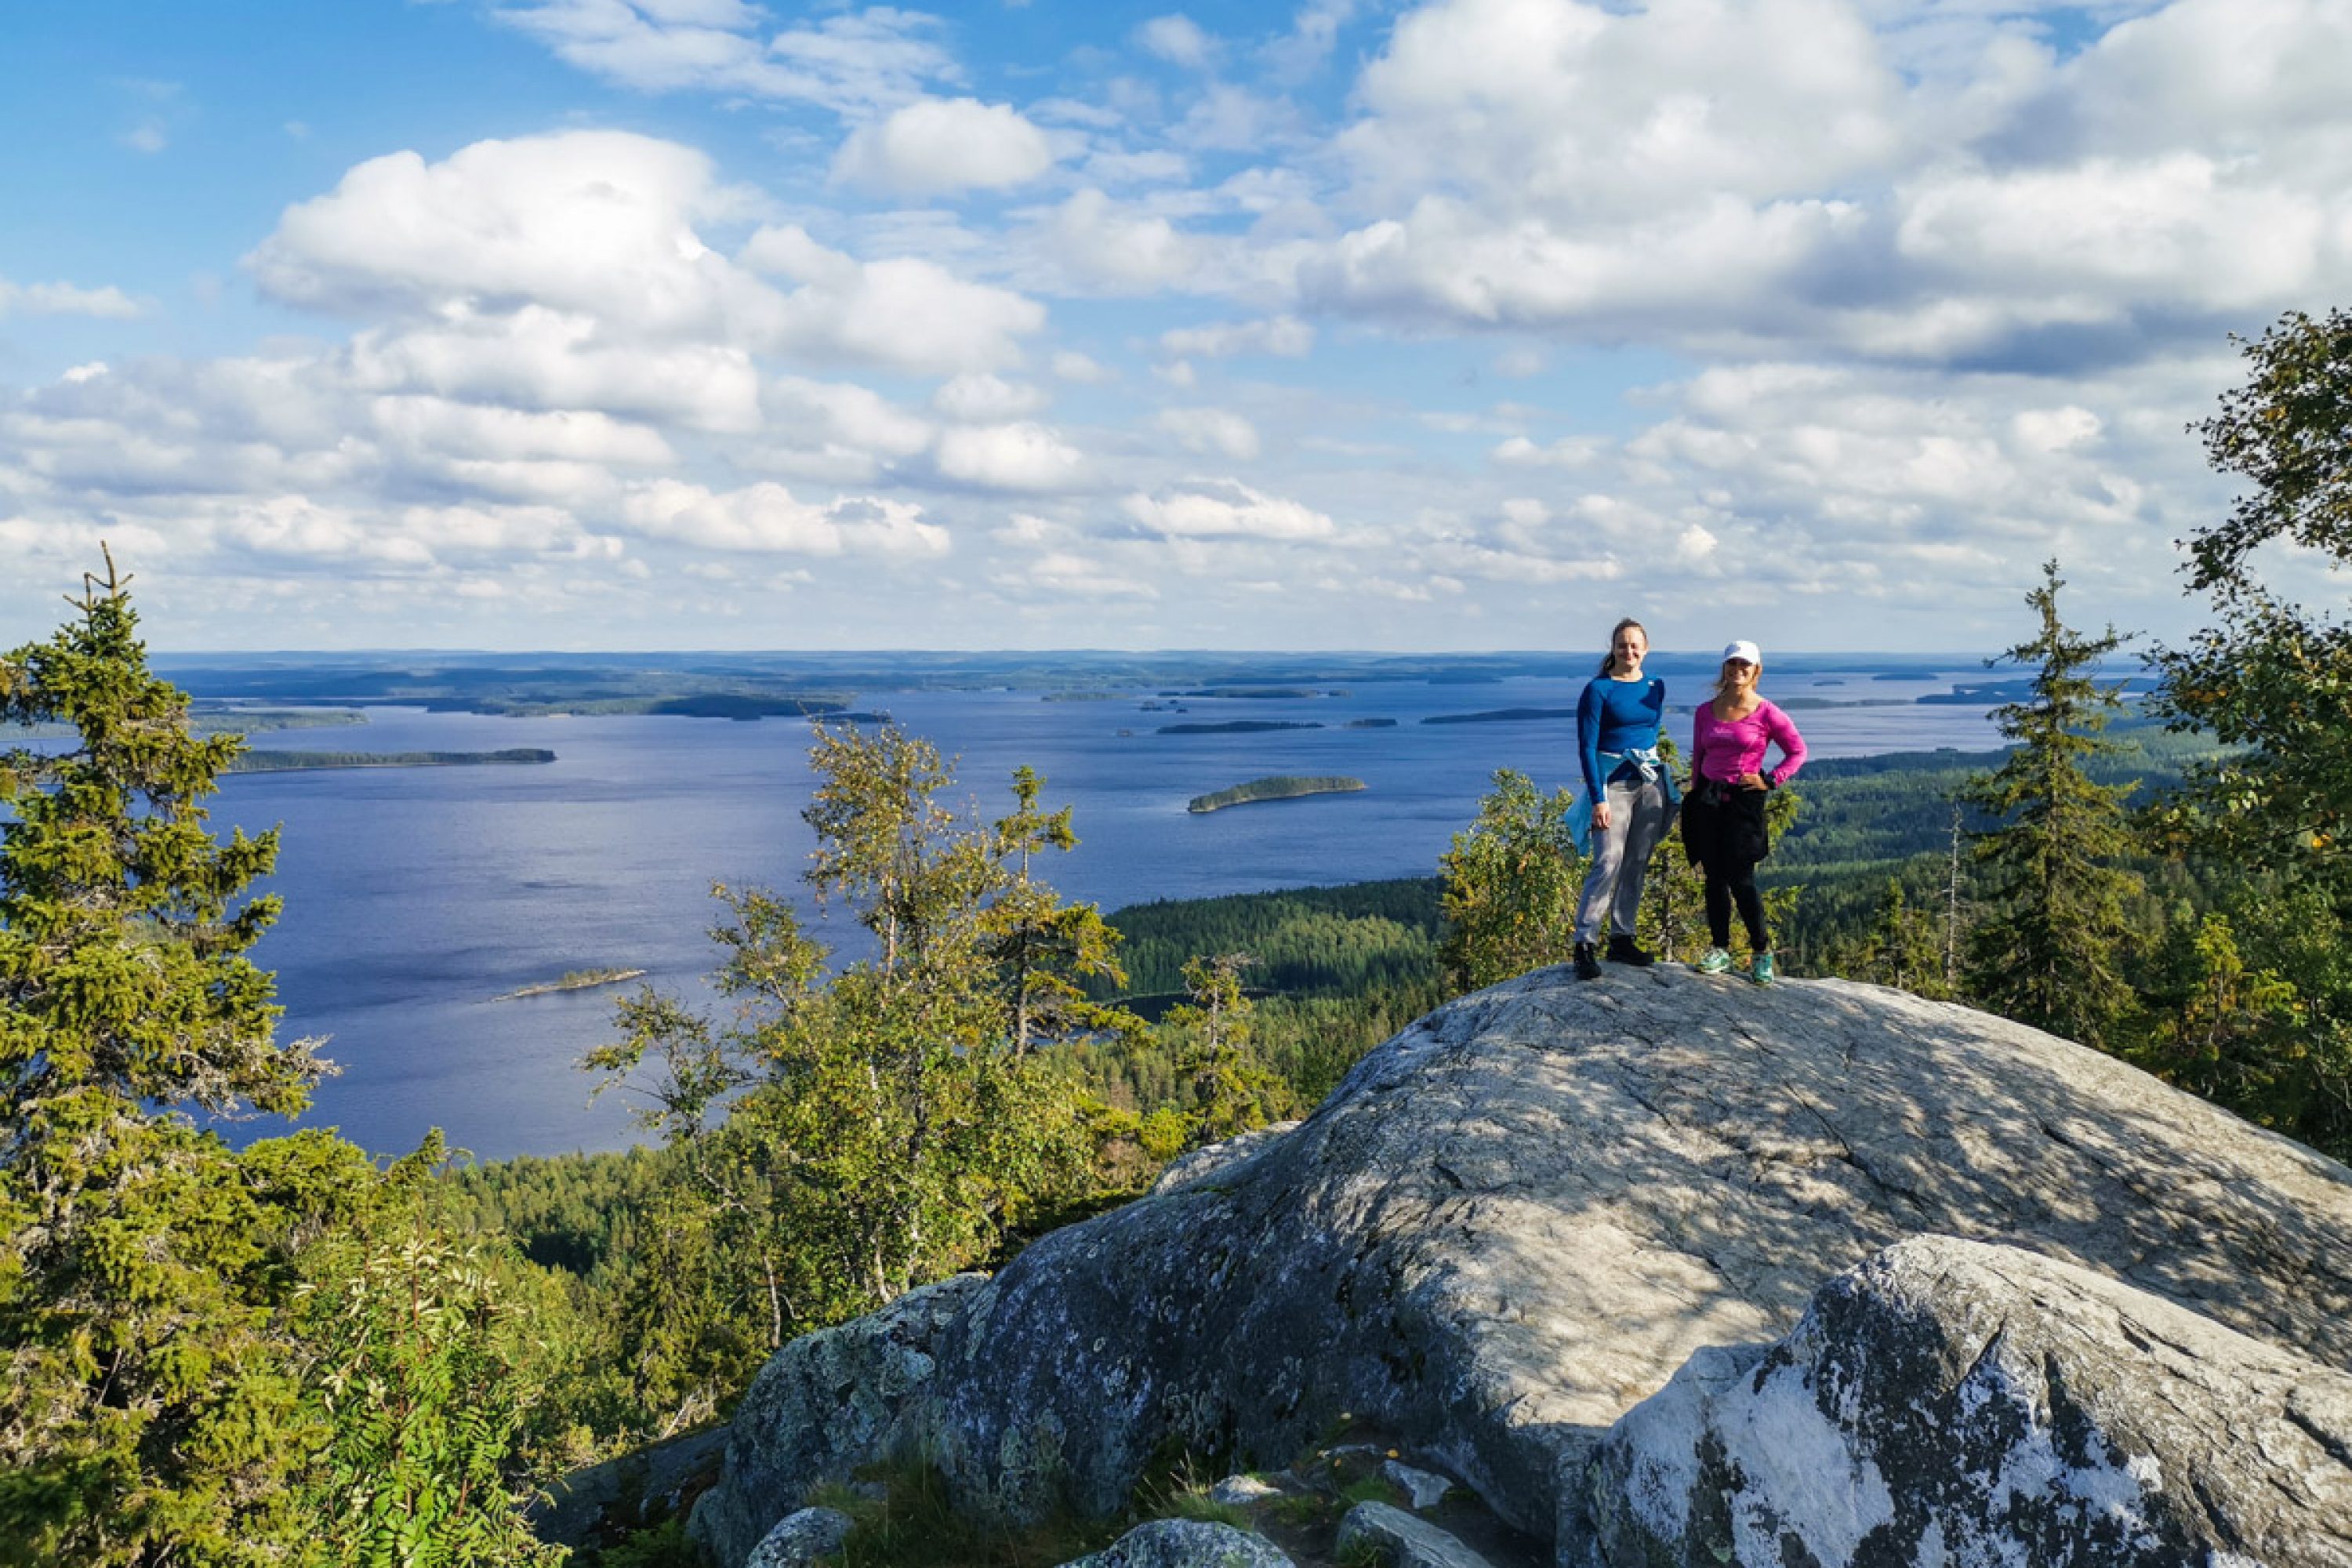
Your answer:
[227,748,557,774]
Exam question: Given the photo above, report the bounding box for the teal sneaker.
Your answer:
[1697,947,1733,975]
[1749,951,1777,986]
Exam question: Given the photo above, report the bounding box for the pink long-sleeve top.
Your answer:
[1692,697,1808,786]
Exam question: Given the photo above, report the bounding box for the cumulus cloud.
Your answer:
[833,98,1056,194]
[247,132,757,331]
[346,308,764,434]
[934,423,1087,490]
[0,278,143,318]
[622,479,949,557]
[1040,190,1210,292]
[740,224,1047,372]
[1157,407,1261,460]
[1123,479,1333,539]
[932,372,1048,422]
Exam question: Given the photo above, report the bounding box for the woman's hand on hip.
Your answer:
[1737,771,1769,791]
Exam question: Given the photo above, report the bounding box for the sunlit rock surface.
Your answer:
[693,965,2352,1566]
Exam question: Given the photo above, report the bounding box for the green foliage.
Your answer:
[2150,306,2352,891]
[290,1215,564,1567]
[1437,770,1585,989]
[0,561,564,1566]
[1163,955,1294,1149]
[1960,562,2144,1048]
[583,727,1134,1425]
[1095,879,1440,1000]
[0,557,330,1564]
[1846,878,1953,999]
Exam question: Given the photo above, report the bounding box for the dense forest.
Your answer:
[3,308,2349,1566]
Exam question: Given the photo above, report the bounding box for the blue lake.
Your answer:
[214,665,2005,1160]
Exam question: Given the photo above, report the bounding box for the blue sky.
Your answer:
[2,0,2347,652]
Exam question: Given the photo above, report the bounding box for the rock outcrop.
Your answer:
[692,965,2352,1566]
[1060,1519,1295,1567]
[1588,1235,2352,1567]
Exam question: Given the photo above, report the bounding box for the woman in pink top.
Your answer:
[1679,640,1806,985]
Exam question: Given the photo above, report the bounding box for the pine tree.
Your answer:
[1962,561,2143,1048]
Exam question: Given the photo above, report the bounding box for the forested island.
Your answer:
[1186,775,1367,813]
[1156,719,1324,734]
[224,747,556,773]
[494,967,648,1001]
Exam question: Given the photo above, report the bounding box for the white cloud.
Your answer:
[832,98,1056,194]
[622,479,949,557]
[996,548,1159,599]
[0,278,142,318]
[1137,15,1218,69]
[935,423,1086,490]
[347,308,764,434]
[741,225,1047,372]
[247,132,759,334]
[1041,189,1208,292]
[1159,315,1315,359]
[1493,434,1603,468]
[492,2,959,114]
[1123,479,1333,539]
[1157,407,1261,460]
[1051,350,1112,383]
[932,372,1048,422]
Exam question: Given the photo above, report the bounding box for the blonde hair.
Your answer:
[1598,618,1648,677]
[1710,658,1762,703]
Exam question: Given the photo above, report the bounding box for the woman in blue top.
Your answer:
[1572,618,1673,981]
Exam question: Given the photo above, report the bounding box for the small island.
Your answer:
[1420,707,1580,725]
[493,967,648,1002]
[1187,775,1367,814]
[1159,720,1325,735]
[226,747,557,774]
[1343,717,1398,729]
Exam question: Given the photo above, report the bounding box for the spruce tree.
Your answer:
[0,554,333,1563]
[1961,561,2143,1048]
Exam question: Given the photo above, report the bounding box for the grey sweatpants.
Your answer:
[1574,771,1670,946]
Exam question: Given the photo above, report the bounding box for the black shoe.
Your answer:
[1573,942,1602,982]
[1606,935,1655,968]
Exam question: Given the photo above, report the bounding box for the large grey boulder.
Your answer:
[1059,1518,1294,1567]
[1587,1235,2352,1567]
[695,967,2352,1564]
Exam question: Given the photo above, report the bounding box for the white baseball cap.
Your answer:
[1720,640,1762,666]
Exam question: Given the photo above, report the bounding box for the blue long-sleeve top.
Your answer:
[1577,676,1667,798]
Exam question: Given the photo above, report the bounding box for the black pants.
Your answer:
[1702,858,1768,952]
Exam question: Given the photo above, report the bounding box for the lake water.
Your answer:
[213,663,2005,1160]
